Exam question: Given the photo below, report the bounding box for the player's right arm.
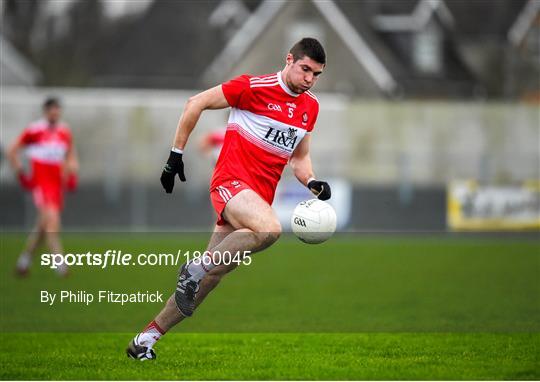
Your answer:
[7,133,34,190]
[7,139,24,174]
[160,85,230,193]
[173,85,229,151]
[64,138,79,192]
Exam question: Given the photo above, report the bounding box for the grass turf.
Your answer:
[0,233,539,379]
[0,333,539,380]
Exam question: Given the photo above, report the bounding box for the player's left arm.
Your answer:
[64,134,79,191]
[7,139,24,174]
[290,134,331,200]
[65,145,79,174]
[7,133,34,190]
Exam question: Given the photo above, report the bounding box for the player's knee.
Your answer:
[258,220,281,247]
[269,218,282,237]
[265,231,281,247]
[44,212,60,232]
[37,214,48,230]
[49,216,60,230]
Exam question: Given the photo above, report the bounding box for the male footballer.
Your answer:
[128,38,331,360]
[8,97,79,277]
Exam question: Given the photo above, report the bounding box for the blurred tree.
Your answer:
[37,0,106,86]
[90,0,247,88]
[2,0,42,57]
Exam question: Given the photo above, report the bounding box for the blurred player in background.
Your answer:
[7,97,79,277]
[128,38,331,360]
[198,128,226,165]
[199,128,226,223]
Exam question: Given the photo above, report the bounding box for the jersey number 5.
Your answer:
[288,107,294,118]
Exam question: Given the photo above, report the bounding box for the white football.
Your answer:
[291,199,337,244]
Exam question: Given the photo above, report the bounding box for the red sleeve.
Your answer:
[17,127,37,146]
[221,74,251,108]
[307,101,319,132]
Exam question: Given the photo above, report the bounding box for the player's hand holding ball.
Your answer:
[160,150,186,193]
[308,179,331,200]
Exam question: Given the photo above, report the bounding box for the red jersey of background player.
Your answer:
[211,71,319,205]
[200,130,226,163]
[17,119,73,210]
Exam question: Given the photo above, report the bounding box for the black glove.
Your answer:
[160,151,186,193]
[308,179,331,200]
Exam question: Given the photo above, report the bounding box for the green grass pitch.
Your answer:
[0,233,539,380]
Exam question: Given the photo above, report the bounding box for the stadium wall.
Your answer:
[0,183,445,231]
[1,87,538,230]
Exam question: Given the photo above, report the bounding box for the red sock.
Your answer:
[143,320,165,335]
[137,320,165,347]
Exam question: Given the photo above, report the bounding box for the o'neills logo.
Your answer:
[302,112,308,126]
[265,127,298,149]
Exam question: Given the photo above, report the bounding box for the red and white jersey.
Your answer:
[211,71,319,204]
[17,119,72,186]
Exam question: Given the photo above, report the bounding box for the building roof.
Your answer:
[372,0,454,32]
[0,34,41,86]
[204,0,398,95]
[508,0,540,46]
[3,0,529,98]
[92,1,239,88]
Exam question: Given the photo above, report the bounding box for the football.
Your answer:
[291,199,337,244]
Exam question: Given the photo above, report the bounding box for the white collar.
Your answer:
[277,71,300,97]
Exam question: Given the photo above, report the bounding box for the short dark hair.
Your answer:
[43,97,61,110]
[290,38,326,65]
